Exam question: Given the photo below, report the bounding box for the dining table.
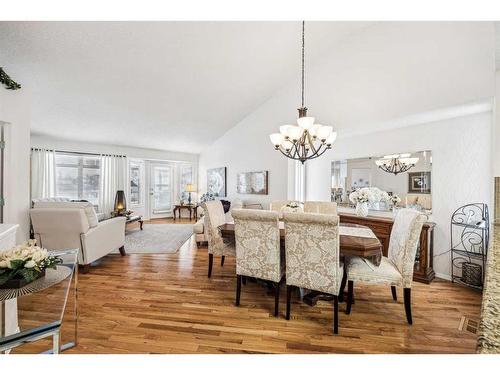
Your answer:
[218,221,383,306]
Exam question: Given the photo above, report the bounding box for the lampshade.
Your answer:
[316,126,333,140]
[297,116,315,130]
[269,133,284,146]
[114,190,126,212]
[280,125,294,138]
[185,184,196,192]
[325,131,337,145]
[287,126,304,141]
[308,124,322,138]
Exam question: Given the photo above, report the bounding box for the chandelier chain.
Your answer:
[301,20,305,108]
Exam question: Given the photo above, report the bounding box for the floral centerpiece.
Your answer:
[389,194,402,207]
[349,187,390,217]
[0,240,62,289]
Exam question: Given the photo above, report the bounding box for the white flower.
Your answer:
[25,260,36,268]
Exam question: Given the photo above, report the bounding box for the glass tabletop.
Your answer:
[0,248,78,349]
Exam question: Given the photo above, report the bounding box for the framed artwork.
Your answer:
[408,171,431,194]
[237,171,268,195]
[350,168,371,190]
[207,167,227,197]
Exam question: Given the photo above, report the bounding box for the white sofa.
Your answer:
[193,199,244,245]
[30,200,126,271]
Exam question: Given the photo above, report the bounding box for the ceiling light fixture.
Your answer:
[375,154,419,175]
[269,21,336,164]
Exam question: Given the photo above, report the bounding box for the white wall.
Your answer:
[199,22,495,208]
[306,111,493,278]
[0,89,31,243]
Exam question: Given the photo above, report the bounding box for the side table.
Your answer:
[173,204,197,221]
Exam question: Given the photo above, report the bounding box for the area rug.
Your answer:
[120,224,194,254]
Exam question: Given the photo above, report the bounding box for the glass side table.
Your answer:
[0,248,78,354]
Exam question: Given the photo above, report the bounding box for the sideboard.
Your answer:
[338,212,436,283]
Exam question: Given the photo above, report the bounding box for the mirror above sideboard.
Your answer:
[331,150,432,214]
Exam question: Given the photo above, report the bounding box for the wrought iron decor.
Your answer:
[450,203,489,290]
[0,67,21,90]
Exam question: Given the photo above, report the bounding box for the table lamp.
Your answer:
[114,190,127,215]
[185,184,196,205]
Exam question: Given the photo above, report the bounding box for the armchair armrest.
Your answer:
[80,217,126,264]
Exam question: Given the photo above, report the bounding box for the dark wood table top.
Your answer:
[219,222,382,258]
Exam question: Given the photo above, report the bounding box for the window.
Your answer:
[55,153,101,207]
[129,161,143,206]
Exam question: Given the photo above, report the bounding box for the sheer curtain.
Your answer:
[99,154,127,217]
[31,148,56,200]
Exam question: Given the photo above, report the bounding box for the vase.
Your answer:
[0,269,45,289]
[355,202,369,217]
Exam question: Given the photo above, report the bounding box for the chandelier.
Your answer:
[269,21,336,164]
[375,154,419,175]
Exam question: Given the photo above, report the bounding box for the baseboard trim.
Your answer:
[434,272,452,281]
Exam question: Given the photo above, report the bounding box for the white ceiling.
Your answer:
[0,21,373,153]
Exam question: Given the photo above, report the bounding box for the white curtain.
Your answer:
[99,154,127,217]
[31,148,56,200]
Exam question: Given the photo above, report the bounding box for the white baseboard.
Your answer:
[434,272,452,281]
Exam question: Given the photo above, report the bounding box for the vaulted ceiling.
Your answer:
[0,21,373,153]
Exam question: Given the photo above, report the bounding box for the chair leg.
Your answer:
[391,286,397,301]
[286,285,292,320]
[242,276,246,285]
[333,295,339,334]
[404,288,413,325]
[346,280,354,315]
[235,275,242,306]
[274,281,280,317]
[339,270,347,302]
[118,246,126,256]
[208,253,213,278]
[80,264,91,274]
[221,256,225,267]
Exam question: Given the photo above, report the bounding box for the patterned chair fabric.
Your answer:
[202,201,235,257]
[283,212,343,295]
[232,209,283,283]
[304,201,338,215]
[347,208,427,288]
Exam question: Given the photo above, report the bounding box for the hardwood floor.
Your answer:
[14,218,482,354]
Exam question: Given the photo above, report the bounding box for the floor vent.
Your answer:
[458,316,478,334]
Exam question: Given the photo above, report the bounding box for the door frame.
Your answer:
[148,161,174,219]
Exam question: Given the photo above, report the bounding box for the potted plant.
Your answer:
[0,240,62,289]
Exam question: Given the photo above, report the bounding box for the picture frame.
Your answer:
[408,171,431,194]
[237,171,269,195]
[207,167,227,197]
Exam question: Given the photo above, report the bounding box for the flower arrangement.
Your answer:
[0,240,62,288]
[200,192,215,203]
[390,194,402,207]
[281,201,303,213]
[349,187,390,204]
[349,188,374,204]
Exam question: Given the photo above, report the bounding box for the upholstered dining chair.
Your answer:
[232,209,283,316]
[202,201,236,278]
[283,212,343,334]
[304,201,338,215]
[345,208,427,324]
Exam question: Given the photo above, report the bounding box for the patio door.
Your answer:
[149,163,173,218]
